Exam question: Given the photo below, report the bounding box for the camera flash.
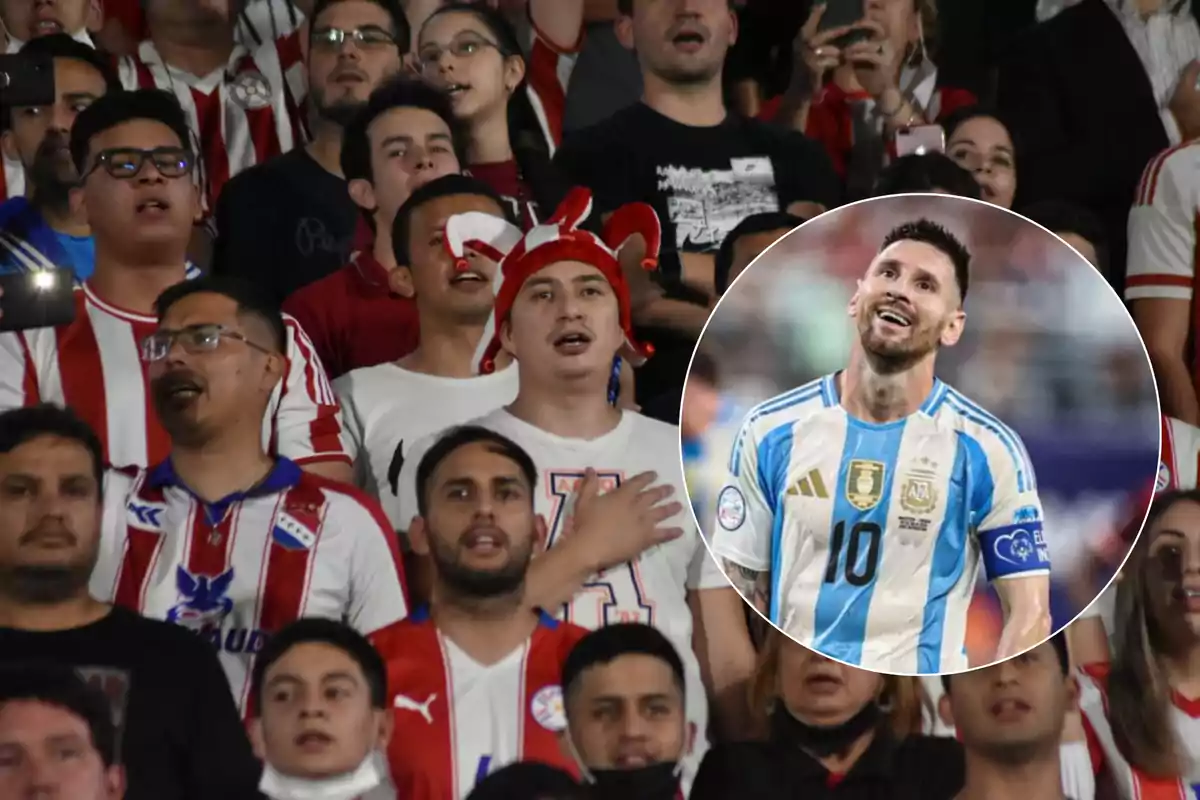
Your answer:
[32,271,55,290]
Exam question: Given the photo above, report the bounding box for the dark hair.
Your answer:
[70,88,192,176]
[561,623,686,706]
[872,153,981,201]
[6,35,121,127]
[251,618,388,714]
[941,631,1070,693]
[1020,199,1108,272]
[0,664,118,766]
[391,173,506,266]
[154,275,288,353]
[714,212,805,294]
[309,0,410,54]
[940,104,1019,155]
[0,404,105,494]
[466,762,583,800]
[881,218,972,301]
[415,425,537,518]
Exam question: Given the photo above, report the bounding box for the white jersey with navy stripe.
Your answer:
[711,373,1049,674]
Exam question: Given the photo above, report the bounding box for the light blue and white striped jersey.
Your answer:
[711,373,1049,674]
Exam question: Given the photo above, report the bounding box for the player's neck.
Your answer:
[88,256,189,315]
[431,590,537,665]
[641,73,727,128]
[957,748,1064,800]
[1161,641,1200,696]
[169,439,277,503]
[467,113,513,165]
[508,381,622,439]
[400,321,488,379]
[840,350,936,423]
[150,25,235,76]
[305,126,345,178]
[0,592,109,632]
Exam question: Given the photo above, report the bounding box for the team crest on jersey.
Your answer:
[167,566,234,627]
[717,486,746,531]
[845,460,885,511]
[272,513,316,551]
[530,685,566,731]
[228,69,273,110]
[899,475,938,515]
[1157,461,1171,493]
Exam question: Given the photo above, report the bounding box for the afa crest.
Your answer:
[899,475,938,514]
[845,460,885,511]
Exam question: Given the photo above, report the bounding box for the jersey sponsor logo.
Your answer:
[1012,505,1040,523]
[126,500,167,531]
[990,523,1049,567]
[1157,461,1172,493]
[393,692,436,724]
[717,486,746,531]
[845,460,885,511]
[272,513,316,551]
[167,567,268,654]
[530,684,566,732]
[786,469,828,499]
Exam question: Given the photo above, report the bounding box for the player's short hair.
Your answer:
[0,404,105,497]
[941,631,1069,693]
[415,425,538,519]
[309,0,410,54]
[154,275,288,354]
[880,218,971,301]
[5,35,121,128]
[391,173,507,267]
[561,623,686,707]
[714,212,806,295]
[872,153,981,201]
[0,663,118,766]
[250,618,388,714]
[1020,199,1108,272]
[466,762,584,800]
[70,88,192,177]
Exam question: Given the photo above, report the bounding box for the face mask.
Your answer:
[259,752,384,800]
[567,728,681,800]
[770,699,882,758]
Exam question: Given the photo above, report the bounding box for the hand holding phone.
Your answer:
[0,269,77,332]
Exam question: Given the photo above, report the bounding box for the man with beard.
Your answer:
[212,0,407,304]
[0,404,262,800]
[371,425,588,800]
[713,218,1052,675]
[0,34,118,279]
[90,275,408,713]
[560,623,694,800]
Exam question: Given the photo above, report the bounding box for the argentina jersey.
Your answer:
[711,373,1049,674]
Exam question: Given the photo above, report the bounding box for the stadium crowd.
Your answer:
[0,0,1196,798]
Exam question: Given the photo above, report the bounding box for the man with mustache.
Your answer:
[713,218,1052,675]
[0,34,118,277]
[372,424,588,800]
[88,275,409,713]
[0,404,261,800]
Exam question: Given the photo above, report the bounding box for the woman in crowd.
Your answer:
[941,105,1019,209]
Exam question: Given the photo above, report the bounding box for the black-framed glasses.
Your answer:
[312,25,397,50]
[417,33,503,73]
[84,147,194,181]
[141,324,274,363]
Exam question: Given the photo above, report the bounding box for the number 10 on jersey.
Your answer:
[823,521,883,586]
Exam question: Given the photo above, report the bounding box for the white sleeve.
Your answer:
[709,415,778,572]
[685,531,729,591]
[0,331,33,411]
[332,374,372,493]
[971,429,1050,582]
[343,493,409,634]
[1126,149,1196,302]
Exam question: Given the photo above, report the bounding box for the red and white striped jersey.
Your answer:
[1126,141,1200,306]
[372,609,585,800]
[117,36,308,211]
[0,282,352,470]
[1078,663,1200,799]
[91,457,408,711]
[524,18,580,155]
[1160,414,1200,493]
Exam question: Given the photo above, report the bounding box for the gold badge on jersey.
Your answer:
[900,475,938,514]
[846,460,885,510]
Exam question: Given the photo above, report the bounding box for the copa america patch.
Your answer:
[228,70,273,110]
[717,486,746,531]
[1157,461,1171,493]
[530,685,566,731]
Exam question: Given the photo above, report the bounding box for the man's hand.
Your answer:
[568,469,685,572]
[842,20,900,100]
[795,3,857,97]
[1169,60,1200,140]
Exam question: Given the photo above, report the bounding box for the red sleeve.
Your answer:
[805,93,850,178]
[524,14,583,150]
[273,315,352,467]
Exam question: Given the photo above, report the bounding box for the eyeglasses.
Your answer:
[312,25,397,50]
[417,34,502,73]
[141,324,274,363]
[84,147,194,181]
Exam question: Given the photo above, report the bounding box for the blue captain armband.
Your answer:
[980,522,1051,580]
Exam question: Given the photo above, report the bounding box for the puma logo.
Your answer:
[393,692,436,724]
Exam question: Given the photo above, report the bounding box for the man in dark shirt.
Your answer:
[0,404,261,800]
[211,0,408,305]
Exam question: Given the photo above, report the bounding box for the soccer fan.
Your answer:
[713,212,806,296]
[212,0,409,303]
[336,174,513,502]
[0,665,124,800]
[0,0,99,53]
[0,89,353,480]
[284,77,464,379]
[466,763,583,800]
[250,618,394,800]
[89,276,408,713]
[0,404,262,800]
[0,35,120,279]
[370,425,588,799]
[1124,139,1200,424]
[713,218,1051,674]
[560,623,695,800]
[942,635,1077,800]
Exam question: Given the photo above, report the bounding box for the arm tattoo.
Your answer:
[723,559,770,613]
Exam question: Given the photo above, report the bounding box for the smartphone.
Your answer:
[894,124,947,158]
[0,52,55,108]
[0,269,77,332]
[817,0,871,48]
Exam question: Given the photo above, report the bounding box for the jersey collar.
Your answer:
[145,457,303,498]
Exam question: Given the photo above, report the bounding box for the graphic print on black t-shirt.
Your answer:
[75,666,132,758]
[657,156,782,252]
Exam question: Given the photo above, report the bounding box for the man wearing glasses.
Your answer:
[0,88,355,483]
[90,273,409,711]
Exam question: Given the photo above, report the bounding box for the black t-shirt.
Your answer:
[0,607,262,800]
[211,148,360,306]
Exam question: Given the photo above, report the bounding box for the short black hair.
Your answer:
[0,404,105,495]
[942,631,1070,693]
[391,173,506,267]
[415,425,537,519]
[872,153,982,201]
[940,104,1018,153]
[561,623,686,707]
[154,275,288,353]
[250,618,388,714]
[309,0,410,54]
[0,664,118,766]
[70,88,192,177]
[6,35,121,127]
[466,762,583,800]
[1020,199,1108,272]
[714,212,805,294]
[880,218,972,301]
[341,75,466,185]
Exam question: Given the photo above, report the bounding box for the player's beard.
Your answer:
[312,85,366,128]
[429,533,535,602]
[27,131,77,216]
[857,304,941,372]
[0,537,97,604]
